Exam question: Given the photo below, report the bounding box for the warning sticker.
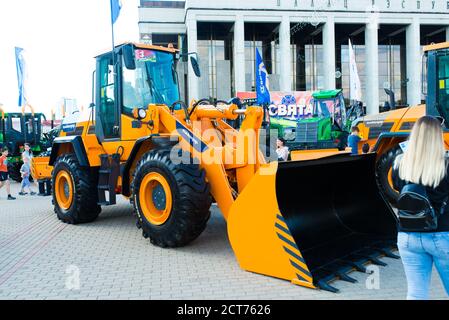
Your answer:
[440,79,446,89]
[135,49,157,63]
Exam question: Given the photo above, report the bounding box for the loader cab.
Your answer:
[312,90,348,131]
[0,113,44,155]
[425,43,449,128]
[94,43,182,142]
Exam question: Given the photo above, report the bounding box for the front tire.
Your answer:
[132,148,212,248]
[376,145,403,206]
[52,154,101,224]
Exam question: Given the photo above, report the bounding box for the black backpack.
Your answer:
[396,183,447,232]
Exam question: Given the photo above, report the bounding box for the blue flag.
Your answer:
[15,47,27,107]
[110,0,122,24]
[255,48,270,105]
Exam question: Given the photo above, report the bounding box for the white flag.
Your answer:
[349,39,362,102]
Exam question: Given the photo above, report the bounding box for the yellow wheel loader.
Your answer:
[33,43,398,293]
[353,42,449,206]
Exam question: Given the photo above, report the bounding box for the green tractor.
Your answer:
[270,89,355,151]
[0,112,51,181]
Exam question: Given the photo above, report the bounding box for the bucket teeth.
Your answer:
[335,272,358,283]
[373,246,400,259]
[353,252,388,267]
[316,280,340,293]
[322,267,358,284]
[340,259,369,274]
[309,244,397,292]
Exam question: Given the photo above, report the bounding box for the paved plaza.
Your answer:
[0,182,447,300]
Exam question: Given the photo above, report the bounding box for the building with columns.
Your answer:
[139,0,449,115]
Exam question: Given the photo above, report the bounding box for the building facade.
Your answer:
[139,0,449,114]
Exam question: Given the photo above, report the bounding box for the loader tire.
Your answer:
[52,154,101,224]
[376,145,403,206]
[132,148,212,248]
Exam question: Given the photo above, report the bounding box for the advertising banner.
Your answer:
[349,39,362,102]
[255,48,270,105]
[15,47,28,108]
[237,91,315,120]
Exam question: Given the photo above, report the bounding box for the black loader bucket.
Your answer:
[228,153,399,293]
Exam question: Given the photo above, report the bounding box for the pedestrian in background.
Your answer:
[276,138,289,162]
[362,143,370,154]
[0,148,16,200]
[19,156,36,196]
[22,143,38,189]
[23,143,33,160]
[393,116,449,300]
[347,126,361,155]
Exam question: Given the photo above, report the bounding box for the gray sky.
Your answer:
[0,0,139,115]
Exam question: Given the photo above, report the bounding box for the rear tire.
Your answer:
[131,148,212,248]
[52,154,101,224]
[376,145,403,206]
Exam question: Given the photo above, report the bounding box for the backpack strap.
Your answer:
[439,195,449,215]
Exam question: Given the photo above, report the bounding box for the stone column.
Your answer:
[406,17,422,106]
[234,16,246,95]
[279,16,292,91]
[365,20,380,115]
[187,18,199,101]
[322,16,336,90]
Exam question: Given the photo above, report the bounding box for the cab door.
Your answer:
[96,53,121,142]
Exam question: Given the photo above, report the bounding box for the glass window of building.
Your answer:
[244,23,280,92]
[197,22,234,100]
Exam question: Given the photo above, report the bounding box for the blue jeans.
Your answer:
[21,177,30,189]
[398,232,449,300]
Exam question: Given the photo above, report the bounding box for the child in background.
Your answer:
[19,156,36,196]
[276,138,290,161]
[23,143,33,160]
[22,143,38,189]
[348,126,362,155]
[0,148,16,200]
[362,143,370,154]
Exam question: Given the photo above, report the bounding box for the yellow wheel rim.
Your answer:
[55,170,74,210]
[387,167,398,193]
[139,172,173,226]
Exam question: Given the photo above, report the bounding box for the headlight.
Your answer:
[283,128,296,141]
[138,109,147,119]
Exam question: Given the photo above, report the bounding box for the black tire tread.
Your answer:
[52,154,101,224]
[131,148,212,248]
[376,145,403,206]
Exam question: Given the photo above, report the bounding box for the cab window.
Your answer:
[121,49,180,117]
[438,54,449,122]
[98,55,120,139]
[11,116,22,133]
[122,57,151,116]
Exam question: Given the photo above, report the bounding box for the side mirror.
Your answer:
[190,56,201,77]
[123,45,136,70]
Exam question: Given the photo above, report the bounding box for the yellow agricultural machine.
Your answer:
[354,42,449,205]
[33,43,399,293]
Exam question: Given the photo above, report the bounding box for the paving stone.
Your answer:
[0,182,447,300]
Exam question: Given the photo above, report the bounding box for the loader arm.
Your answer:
[153,104,266,220]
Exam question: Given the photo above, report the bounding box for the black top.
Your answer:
[392,164,449,232]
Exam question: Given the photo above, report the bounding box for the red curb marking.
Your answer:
[0,224,67,287]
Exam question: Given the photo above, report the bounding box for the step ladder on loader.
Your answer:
[97,153,121,206]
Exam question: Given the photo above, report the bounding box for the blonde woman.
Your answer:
[392,116,449,300]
